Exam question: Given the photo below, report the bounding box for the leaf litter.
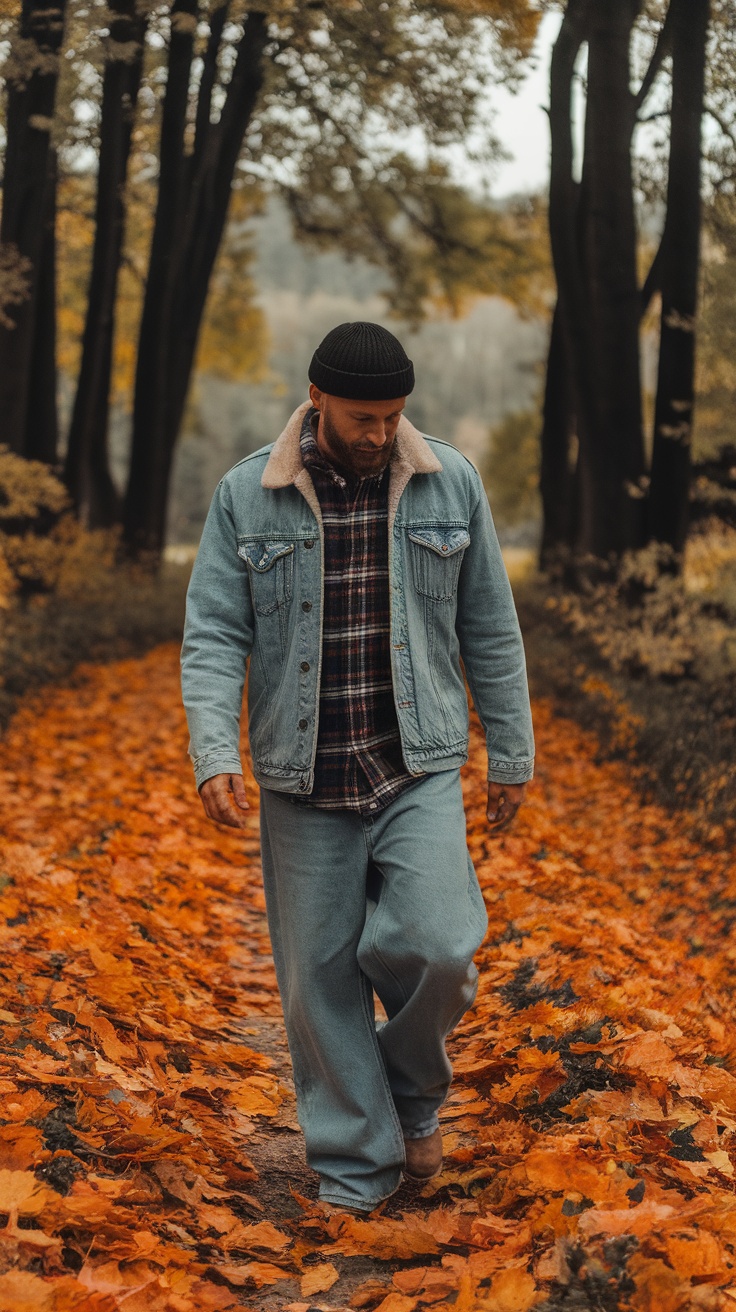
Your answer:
[0,643,734,1310]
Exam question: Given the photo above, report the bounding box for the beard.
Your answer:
[320,407,395,479]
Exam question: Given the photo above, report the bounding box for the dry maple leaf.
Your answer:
[300,1261,341,1296]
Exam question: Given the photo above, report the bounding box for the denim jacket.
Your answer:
[181,401,535,794]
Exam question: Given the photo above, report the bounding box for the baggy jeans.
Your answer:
[258,768,489,1211]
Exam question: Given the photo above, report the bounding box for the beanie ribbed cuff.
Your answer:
[308,321,415,400]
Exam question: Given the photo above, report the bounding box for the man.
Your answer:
[181,321,535,1214]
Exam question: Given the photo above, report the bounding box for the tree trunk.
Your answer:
[547,0,648,569]
[538,299,576,568]
[123,7,268,559]
[25,146,59,463]
[548,2,594,506]
[580,0,647,558]
[64,0,147,527]
[0,0,67,458]
[648,0,709,557]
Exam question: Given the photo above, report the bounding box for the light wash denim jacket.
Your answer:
[181,401,535,794]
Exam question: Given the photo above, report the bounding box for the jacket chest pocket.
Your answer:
[238,540,294,615]
[408,527,470,602]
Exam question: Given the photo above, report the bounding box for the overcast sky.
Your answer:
[490,11,561,197]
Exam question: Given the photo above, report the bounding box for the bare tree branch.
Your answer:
[705,104,736,150]
[193,0,229,164]
[638,108,670,124]
[635,4,675,115]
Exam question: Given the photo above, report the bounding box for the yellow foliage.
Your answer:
[0,447,124,604]
[55,175,96,388]
[2,529,68,595]
[0,546,16,610]
[684,519,736,603]
[416,0,539,58]
[0,243,32,329]
[544,533,736,683]
[0,446,69,522]
[195,187,270,383]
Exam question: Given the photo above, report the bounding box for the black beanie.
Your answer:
[308,321,415,401]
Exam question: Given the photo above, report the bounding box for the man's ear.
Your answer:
[309,383,324,409]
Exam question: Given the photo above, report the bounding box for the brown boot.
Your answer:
[403,1128,443,1180]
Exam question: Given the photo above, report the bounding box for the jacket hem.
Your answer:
[403,739,467,765]
[253,749,469,792]
[253,767,307,792]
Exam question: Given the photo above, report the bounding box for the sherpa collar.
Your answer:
[261,400,442,529]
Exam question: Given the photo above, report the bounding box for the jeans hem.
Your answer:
[318,1180,402,1212]
[401,1116,440,1140]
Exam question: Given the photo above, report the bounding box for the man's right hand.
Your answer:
[199,773,250,829]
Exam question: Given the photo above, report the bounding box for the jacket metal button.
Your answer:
[300,661,310,672]
[298,778,309,790]
[302,600,312,612]
[304,539,314,549]
[298,718,308,730]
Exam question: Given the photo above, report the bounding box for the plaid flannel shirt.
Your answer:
[297,407,422,813]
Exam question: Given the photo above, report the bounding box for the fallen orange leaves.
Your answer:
[1,643,735,1309]
[299,1261,340,1297]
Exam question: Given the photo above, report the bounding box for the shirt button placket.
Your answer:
[299,539,315,765]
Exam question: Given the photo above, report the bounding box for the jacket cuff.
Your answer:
[193,753,244,792]
[487,758,534,785]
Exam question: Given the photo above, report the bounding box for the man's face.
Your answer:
[308,385,406,479]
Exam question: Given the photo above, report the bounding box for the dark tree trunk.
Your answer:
[64,0,147,527]
[581,0,647,557]
[0,0,67,458]
[122,8,268,559]
[25,146,59,463]
[548,0,596,544]
[538,299,576,568]
[547,0,648,569]
[120,0,198,558]
[648,0,709,557]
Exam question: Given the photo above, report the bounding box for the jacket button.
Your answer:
[302,601,312,612]
[304,539,314,549]
[298,718,308,730]
[298,778,309,791]
[300,661,310,672]
[441,544,449,552]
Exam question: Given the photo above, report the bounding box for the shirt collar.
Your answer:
[300,405,391,490]
[299,407,334,477]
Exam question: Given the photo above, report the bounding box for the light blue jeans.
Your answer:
[258,769,489,1210]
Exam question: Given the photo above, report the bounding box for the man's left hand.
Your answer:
[487,780,526,833]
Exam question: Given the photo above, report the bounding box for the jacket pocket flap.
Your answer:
[237,541,295,571]
[408,527,470,557]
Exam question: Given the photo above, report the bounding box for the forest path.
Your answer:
[1,643,735,1312]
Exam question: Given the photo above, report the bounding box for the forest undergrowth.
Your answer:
[1,644,735,1311]
[512,526,736,852]
[0,446,190,734]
